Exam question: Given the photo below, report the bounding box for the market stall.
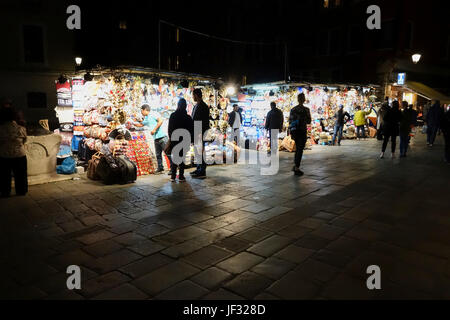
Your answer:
[53,67,237,182]
[235,82,380,150]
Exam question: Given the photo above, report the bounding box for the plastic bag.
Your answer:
[57,156,77,174]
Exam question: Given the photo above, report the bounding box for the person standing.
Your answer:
[399,101,413,158]
[136,104,169,174]
[168,98,194,182]
[426,101,444,147]
[380,100,402,159]
[265,102,284,154]
[354,106,370,140]
[228,104,243,145]
[191,88,210,179]
[441,107,450,164]
[377,97,390,140]
[289,93,311,176]
[331,105,350,146]
[0,108,28,197]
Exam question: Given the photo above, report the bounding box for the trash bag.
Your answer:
[57,156,77,174]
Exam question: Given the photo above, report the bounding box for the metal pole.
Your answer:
[158,20,161,70]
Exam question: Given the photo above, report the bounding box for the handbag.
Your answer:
[87,152,103,180]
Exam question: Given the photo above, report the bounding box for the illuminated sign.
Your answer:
[397,73,406,85]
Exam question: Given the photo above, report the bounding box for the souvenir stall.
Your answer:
[237,82,379,150]
[53,67,235,182]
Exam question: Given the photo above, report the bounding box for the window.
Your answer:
[23,25,45,63]
[323,0,329,8]
[348,25,362,53]
[119,21,127,30]
[27,92,47,109]
[376,20,395,49]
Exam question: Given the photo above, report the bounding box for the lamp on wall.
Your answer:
[412,53,422,64]
[75,57,82,66]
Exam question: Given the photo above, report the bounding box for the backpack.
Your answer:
[289,106,308,134]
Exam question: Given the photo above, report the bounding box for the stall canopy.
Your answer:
[405,81,450,104]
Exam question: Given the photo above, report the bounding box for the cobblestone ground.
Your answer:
[1,133,449,300]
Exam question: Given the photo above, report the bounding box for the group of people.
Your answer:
[330,105,374,146]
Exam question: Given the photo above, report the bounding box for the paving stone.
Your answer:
[223,271,273,299]
[241,203,272,214]
[311,224,347,241]
[162,240,208,259]
[85,249,142,274]
[155,280,209,300]
[120,254,174,279]
[128,240,166,256]
[223,218,259,233]
[313,249,353,268]
[82,240,123,257]
[251,257,296,280]
[214,237,251,253]
[80,272,131,298]
[247,235,292,257]
[92,283,148,300]
[313,211,338,221]
[346,226,382,242]
[76,230,116,245]
[216,252,265,275]
[325,237,370,258]
[132,261,200,296]
[329,217,359,229]
[190,267,233,290]
[113,232,147,246]
[47,249,95,272]
[183,245,234,270]
[196,219,229,231]
[203,289,245,300]
[277,225,311,239]
[294,234,331,250]
[297,218,326,230]
[294,259,339,283]
[236,228,273,243]
[275,245,315,264]
[135,224,170,238]
[266,271,321,300]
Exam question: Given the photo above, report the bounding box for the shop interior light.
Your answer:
[75,57,82,66]
[226,86,236,96]
[252,85,279,91]
[412,53,422,64]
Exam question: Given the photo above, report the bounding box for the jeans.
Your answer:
[154,136,169,171]
[382,134,397,153]
[194,140,207,175]
[399,134,409,156]
[356,126,366,139]
[268,130,279,153]
[171,159,185,178]
[292,133,307,168]
[427,126,439,145]
[0,156,28,196]
[332,124,344,145]
[233,128,240,145]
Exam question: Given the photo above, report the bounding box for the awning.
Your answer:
[404,81,450,104]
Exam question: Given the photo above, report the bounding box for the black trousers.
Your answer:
[154,137,169,170]
[292,133,307,168]
[0,156,28,196]
[382,134,397,153]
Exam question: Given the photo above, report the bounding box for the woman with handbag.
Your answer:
[168,98,194,182]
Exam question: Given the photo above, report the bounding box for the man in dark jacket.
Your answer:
[426,101,444,147]
[380,100,402,159]
[289,93,311,176]
[228,104,243,145]
[168,98,194,182]
[331,105,350,146]
[399,101,413,158]
[265,102,284,154]
[191,88,210,178]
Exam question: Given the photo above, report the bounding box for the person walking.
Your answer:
[265,102,284,154]
[399,101,413,158]
[426,101,444,147]
[0,108,28,197]
[228,104,243,145]
[289,93,311,176]
[168,98,194,182]
[354,106,371,140]
[190,88,210,179]
[441,107,450,164]
[380,100,402,159]
[331,105,350,146]
[135,104,169,174]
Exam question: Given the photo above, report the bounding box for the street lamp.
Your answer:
[75,57,82,66]
[412,54,421,64]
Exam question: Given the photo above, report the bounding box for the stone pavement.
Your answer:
[1,132,449,300]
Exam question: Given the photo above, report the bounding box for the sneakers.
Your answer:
[179,176,186,182]
[380,152,385,159]
[170,176,176,182]
[193,173,206,179]
[155,168,164,174]
[190,170,199,176]
[294,169,304,177]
